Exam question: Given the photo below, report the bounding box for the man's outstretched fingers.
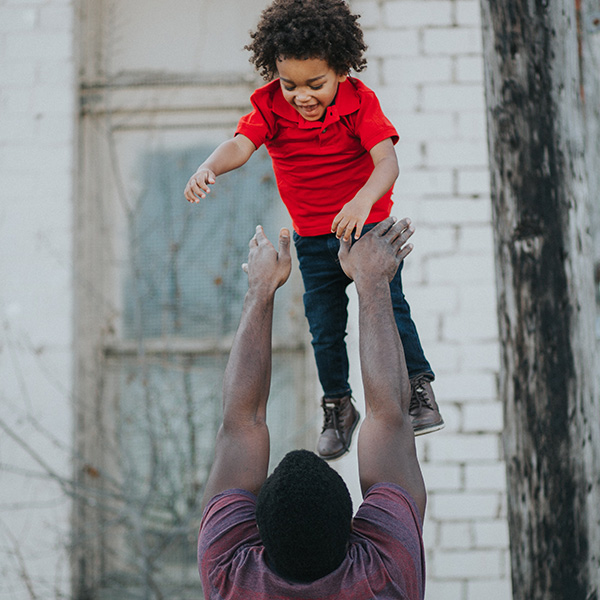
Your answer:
[278,228,291,259]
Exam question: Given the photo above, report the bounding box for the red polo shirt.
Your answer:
[235,77,399,236]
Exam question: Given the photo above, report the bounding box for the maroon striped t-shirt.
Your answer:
[198,482,425,599]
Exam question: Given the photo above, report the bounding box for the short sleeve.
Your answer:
[235,84,278,149]
[198,489,260,572]
[349,85,399,152]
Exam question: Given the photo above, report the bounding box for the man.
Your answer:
[198,217,427,599]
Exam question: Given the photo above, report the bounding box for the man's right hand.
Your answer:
[338,217,414,284]
[243,225,292,295]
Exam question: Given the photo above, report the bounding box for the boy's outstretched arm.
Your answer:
[200,226,291,512]
[331,137,399,241]
[185,134,257,203]
[338,217,426,519]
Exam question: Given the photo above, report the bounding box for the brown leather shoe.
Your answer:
[317,395,360,460]
[409,375,445,436]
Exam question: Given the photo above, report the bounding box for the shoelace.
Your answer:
[409,380,435,413]
[321,402,341,433]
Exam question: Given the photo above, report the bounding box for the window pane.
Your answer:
[123,145,279,339]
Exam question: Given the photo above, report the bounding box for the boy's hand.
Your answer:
[331,197,372,241]
[185,168,216,203]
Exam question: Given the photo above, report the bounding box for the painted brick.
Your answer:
[418,198,492,225]
[407,283,459,314]
[424,580,464,600]
[40,4,74,30]
[439,522,473,549]
[395,139,426,168]
[383,1,453,28]
[457,110,488,138]
[435,372,498,403]
[457,168,490,196]
[427,434,501,462]
[0,115,36,142]
[420,462,462,491]
[0,60,36,85]
[422,84,485,111]
[458,225,494,253]
[455,1,482,28]
[461,341,501,371]
[465,463,507,492]
[365,29,419,58]
[427,253,495,285]
[396,112,455,140]
[423,27,483,56]
[473,520,510,548]
[32,84,75,114]
[456,55,484,83]
[430,491,502,523]
[383,56,452,84]
[457,283,497,316]
[352,0,381,28]
[5,32,72,59]
[424,342,462,373]
[444,310,498,343]
[426,139,488,168]
[0,7,37,32]
[3,88,34,113]
[467,578,512,600]
[432,549,504,579]
[378,84,420,114]
[463,403,503,434]
[399,167,454,195]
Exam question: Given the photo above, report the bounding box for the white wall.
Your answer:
[0,0,510,598]
[0,0,75,597]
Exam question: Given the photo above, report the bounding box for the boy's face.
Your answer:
[276,57,347,121]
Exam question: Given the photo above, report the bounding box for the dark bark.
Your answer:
[480,0,600,598]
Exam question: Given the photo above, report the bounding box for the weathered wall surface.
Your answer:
[0,1,508,598]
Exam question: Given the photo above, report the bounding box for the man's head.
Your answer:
[255,449,353,581]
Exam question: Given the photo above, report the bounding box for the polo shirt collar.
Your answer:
[272,78,360,130]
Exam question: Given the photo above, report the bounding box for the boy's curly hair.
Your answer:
[245,0,367,81]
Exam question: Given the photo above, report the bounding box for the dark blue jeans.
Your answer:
[293,223,433,399]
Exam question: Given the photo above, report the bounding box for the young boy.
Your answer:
[184,0,444,460]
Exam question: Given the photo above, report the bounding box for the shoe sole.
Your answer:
[319,410,361,461]
[414,420,445,437]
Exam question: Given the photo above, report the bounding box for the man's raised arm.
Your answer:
[338,217,426,518]
[200,226,291,512]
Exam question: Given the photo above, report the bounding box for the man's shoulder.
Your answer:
[357,482,424,532]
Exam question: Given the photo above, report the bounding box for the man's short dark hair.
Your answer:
[255,449,353,581]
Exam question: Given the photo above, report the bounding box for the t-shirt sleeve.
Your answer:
[353,483,426,598]
[198,489,260,576]
[235,89,274,149]
[352,88,399,152]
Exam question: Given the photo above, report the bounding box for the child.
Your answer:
[184,0,444,460]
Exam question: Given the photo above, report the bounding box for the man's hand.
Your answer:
[338,217,414,283]
[243,225,292,294]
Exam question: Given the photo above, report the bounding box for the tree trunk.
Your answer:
[480,1,600,598]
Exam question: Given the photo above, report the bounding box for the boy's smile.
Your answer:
[276,57,347,121]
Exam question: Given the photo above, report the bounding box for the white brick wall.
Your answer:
[0,0,75,597]
[0,0,510,598]
[351,1,510,598]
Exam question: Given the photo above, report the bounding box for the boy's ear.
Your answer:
[338,73,348,83]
